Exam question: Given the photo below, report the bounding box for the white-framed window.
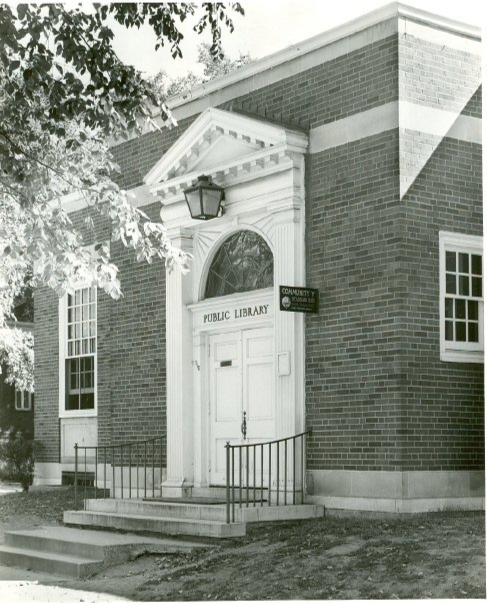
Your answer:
[15,389,33,411]
[439,231,483,363]
[59,286,97,416]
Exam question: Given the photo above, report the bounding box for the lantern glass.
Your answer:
[184,176,224,220]
[185,188,204,219]
[202,187,222,217]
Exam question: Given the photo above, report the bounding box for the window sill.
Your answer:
[440,350,484,364]
[59,410,97,419]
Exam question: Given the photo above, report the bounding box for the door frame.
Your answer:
[208,325,275,486]
[189,289,274,487]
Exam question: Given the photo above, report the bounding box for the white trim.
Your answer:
[309,101,481,154]
[162,131,307,491]
[439,231,484,363]
[400,102,482,144]
[144,107,308,189]
[309,103,398,153]
[14,389,33,411]
[58,288,98,419]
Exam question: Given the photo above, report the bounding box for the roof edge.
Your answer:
[165,2,481,113]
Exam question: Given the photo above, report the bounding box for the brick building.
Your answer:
[34,3,484,512]
[0,322,34,443]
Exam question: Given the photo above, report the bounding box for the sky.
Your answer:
[110,0,485,80]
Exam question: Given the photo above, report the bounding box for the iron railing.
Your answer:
[225,429,311,523]
[74,436,164,508]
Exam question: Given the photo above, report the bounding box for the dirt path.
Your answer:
[0,489,485,600]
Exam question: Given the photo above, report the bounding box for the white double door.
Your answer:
[209,327,275,485]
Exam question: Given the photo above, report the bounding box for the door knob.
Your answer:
[241,410,247,440]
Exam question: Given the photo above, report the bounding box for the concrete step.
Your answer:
[86,498,229,522]
[85,497,324,523]
[0,544,103,579]
[5,527,105,559]
[64,509,246,538]
[0,526,211,578]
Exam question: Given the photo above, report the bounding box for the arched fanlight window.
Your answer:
[205,230,274,299]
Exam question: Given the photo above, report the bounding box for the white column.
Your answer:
[270,159,306,439]
[162,229,194,497]
[269,160,306,498]
[272,208,305,438]
[192,331,208,487]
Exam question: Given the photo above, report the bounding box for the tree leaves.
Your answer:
[0,2,243,387]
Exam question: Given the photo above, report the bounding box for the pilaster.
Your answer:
[161,229,194,496]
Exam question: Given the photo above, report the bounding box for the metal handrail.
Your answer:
[74,436,164,508]
[225,429,312,524]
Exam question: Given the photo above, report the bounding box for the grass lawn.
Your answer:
[0,487,485,600]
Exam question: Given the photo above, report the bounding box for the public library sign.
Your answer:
[188,290,274,332]
[203,304,269,324]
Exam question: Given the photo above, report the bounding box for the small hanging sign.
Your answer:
[279,286,319,314]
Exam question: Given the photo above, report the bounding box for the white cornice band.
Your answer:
[309,101,481,154]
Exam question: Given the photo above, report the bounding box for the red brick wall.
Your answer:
[103,202,166,456]
[398,134,483,471]
[34,287,59,462]
[34,204,167,464]
[305,130,404,471]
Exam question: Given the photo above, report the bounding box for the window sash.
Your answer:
[440,232,483,360]
[61,286,97,415]
[15,390,33,411]
[65,356,95,411]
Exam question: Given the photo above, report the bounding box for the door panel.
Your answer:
[243,329,274,442]
[210,332,242,484]
[215,367,241,422]
[246,364,273,420]
[209,327,274,485]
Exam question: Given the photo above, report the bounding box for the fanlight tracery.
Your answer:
[205,230,274,299]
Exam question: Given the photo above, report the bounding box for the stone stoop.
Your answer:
[63,497,325,538]
[0,525,209,578]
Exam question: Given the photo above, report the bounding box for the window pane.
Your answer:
[455,321,466,342]
[455,299,466,319]
[446,274,456,294]
[445,320,454,341]
[471,255,482,276]
[80,393,94,410]
[445,251,456,272]
[472,277,482,297]
[468,322,479,343]
[459,276,469,296]
[458,253,469,273]
[468,300,478,320]
[445,298,453,318]
[66,394,79,411]
[205,230,274,299]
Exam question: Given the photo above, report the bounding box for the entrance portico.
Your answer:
[144,108,309,496]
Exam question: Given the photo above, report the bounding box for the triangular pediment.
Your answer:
[144,108,308,200]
